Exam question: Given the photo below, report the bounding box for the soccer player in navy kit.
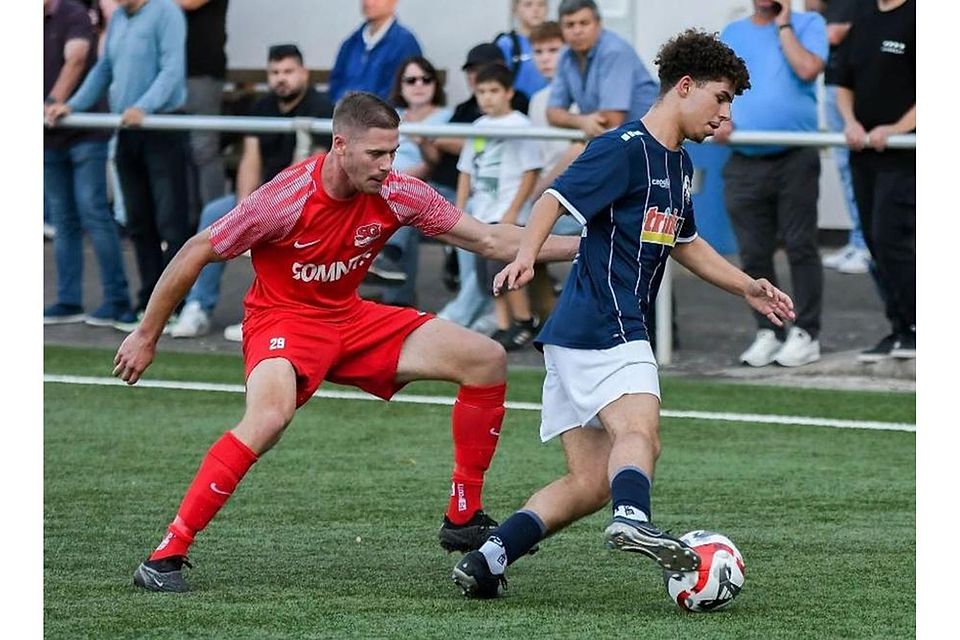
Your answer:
[452,29,796,598]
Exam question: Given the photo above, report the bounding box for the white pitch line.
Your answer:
[43,374,916,433]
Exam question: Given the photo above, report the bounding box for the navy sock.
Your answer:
[479,510,545,574]
[610,466,652,521]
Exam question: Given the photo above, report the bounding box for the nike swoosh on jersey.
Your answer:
[293,239,322,249]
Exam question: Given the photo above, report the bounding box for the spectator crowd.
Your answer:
[43,0,915,364]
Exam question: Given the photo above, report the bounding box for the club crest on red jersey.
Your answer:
[354,223,382,248]
[641,206,683,246]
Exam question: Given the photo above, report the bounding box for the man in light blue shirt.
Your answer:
[47,0,191,325]
[547,0,658,139]
[716,0,828,369]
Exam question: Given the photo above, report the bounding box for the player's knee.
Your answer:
[482,338,508,378]
[237,405,294,449]
[613,422,661,460]
[462,337,507,385]
[266,401,297,432]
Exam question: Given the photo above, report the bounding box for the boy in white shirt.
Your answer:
[457,63,543,350]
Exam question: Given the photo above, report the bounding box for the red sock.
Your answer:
[149,431,258,561]
[447,383,506,525]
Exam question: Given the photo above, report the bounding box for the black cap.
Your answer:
[462,43,505,70]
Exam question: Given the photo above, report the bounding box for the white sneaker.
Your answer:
[774,327,821,367]
[836,248,871,275]
[822,244,856,270]
[168,301,210,338]
[223,323,243,342]
[739,329,783,367]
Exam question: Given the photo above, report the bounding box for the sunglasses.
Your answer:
[402,75,435,86]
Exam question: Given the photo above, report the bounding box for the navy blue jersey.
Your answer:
[536,121,698,350]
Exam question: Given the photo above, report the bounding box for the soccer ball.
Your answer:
[662,530,745,613]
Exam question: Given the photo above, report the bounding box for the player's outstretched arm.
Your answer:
[113,230,222,385]
[435,194,577,267]
[671,237,795,327]
[492,192,567,294]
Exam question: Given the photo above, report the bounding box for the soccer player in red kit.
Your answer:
[113,91,580,592]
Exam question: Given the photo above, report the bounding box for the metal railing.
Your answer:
[53,112,918,147]
[49,113,917,364]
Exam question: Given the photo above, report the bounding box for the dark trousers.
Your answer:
[849,151,916,334]
[723,148,823,337]
[115,129,191,311]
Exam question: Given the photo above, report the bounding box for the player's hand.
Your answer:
[844,119,868,151]
[121,107,145,127]
[744,278,795,327]
[44,102,71,127]
[112,329,157,385]
[866,124,895,152]
[493,259,535,296]
[579,112,608,139]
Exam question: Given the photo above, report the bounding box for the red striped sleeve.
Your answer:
[209,157,318,258]
[379,171,462,236]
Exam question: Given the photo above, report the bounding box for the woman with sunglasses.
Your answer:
[388,56,452,180]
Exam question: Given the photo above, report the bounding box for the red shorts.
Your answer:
[242,301,435,408]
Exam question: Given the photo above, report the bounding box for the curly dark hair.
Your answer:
[654,29,751,97]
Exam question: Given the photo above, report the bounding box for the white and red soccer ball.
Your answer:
[663,530,745,613]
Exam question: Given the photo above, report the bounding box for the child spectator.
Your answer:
[456,64,543,350]
[433,43,530,333]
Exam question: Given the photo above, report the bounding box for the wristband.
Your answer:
[778,23,793,32]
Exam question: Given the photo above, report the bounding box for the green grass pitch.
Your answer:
[44,346,915,638]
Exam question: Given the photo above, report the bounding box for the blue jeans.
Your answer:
[44,141,130,308]
[824,85,866,251]
[185,194,237,311]
[438,248,492,327]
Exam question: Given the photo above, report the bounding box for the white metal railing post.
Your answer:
[292,117,313,163]
[655,258,674,365]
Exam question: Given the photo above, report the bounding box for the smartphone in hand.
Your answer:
[771,1,784,15]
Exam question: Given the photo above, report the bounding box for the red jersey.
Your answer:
[208,154,462,319]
